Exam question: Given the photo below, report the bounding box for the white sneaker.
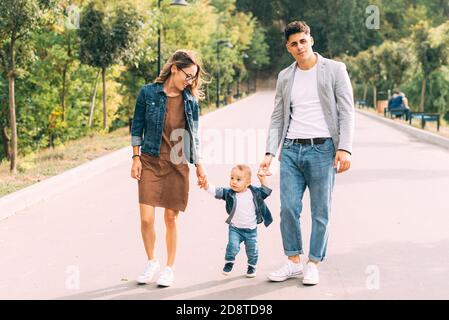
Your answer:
[157,266,174,287]
[266,260,303,282]
[137,259,160,284]
[302,262,319,285]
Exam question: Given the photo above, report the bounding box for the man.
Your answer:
[259,21,354,285]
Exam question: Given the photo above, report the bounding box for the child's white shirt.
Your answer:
[206,185,257,229]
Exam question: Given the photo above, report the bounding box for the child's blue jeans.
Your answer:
[225,225,258,267]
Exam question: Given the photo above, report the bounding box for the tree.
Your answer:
[243,21,270,91]
[0,0,55,173]
[78,3,141,129]
[412,21,447,112]
[377,40,413,91]
[354,47,383,109]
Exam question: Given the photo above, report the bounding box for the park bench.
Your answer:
[355,99,368,108]
[409,112,440,131]
[384,107,409,120]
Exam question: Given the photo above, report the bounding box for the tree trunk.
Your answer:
[420,75,427,113]
[254,69,258,91]
[61,33,72,122]
[1,126,11,161]
[8,37,17,173]
[88,70,100,128]
[237,78,240,98]
[363,83,368,101]
[442,0,449,19]
[61,63,67,121]
[102,67,107,129]
[372,84,377,112]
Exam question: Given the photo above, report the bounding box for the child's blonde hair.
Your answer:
[233,164,252,182]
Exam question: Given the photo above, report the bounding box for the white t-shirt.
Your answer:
[206,185,257,229]
[286,64,332,139]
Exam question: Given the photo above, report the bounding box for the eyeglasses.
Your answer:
[177,67,197,82]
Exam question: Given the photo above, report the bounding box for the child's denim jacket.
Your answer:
[214,185,273,227]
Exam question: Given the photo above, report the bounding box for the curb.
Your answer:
[356,109,449,150]
[0,146,130,221]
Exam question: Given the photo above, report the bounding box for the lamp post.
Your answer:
[216,39,232,108]
[157,0,188,77]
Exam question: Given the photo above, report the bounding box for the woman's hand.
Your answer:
[131,157,142,180]
[196,164,208,189]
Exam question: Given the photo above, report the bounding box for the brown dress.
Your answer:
[138,95,190,212]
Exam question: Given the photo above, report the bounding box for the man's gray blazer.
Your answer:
[266,53,355,159]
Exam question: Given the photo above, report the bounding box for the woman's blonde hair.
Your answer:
[155,49,208,101]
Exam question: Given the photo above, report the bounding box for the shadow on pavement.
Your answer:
[56,274,302,300]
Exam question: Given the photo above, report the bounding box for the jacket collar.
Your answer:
[287,52,325,70]
[284,52,327,106]
[229,185,257,196]
[154,82,194,102]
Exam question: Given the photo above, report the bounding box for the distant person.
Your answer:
[130,50,208,287]
[260,21,355,286]
[388,89,411,121]
[203,165,273,278]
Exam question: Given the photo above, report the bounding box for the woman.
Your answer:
[130,50,208,287]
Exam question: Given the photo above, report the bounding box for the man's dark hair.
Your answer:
[284,21,311,41]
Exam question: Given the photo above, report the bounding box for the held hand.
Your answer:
[259,155,273,176]
[131,158,142,180]
[196,164,208,189]
[334,150,351,174]
[257,168,267,184]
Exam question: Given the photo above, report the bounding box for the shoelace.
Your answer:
[143,262,158,275]
[160,268,172,280]
[275,263,292,275]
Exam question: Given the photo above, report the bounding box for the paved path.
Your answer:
[1,91,449,299]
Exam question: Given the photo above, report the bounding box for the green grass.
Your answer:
[356,106,449,138]
[0,127,131,197]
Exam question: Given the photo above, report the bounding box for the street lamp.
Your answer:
[157,0,188,77]
[216,39,233,108]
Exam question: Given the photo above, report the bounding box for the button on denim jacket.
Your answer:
[131,83,201,164]
[214,185,274,227]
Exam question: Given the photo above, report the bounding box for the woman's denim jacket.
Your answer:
[131,83,201,164]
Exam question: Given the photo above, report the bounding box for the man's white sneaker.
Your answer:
[302,262,319,285]
[137,259,160,285]
[157,266,174,287]
[266,260,303,282]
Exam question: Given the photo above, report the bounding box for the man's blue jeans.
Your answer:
[280,138,336,262]
[225,225,258,267]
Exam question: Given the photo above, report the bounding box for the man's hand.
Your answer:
[334,150,351,174]
[259,154,273,177]
[196,164,208,189]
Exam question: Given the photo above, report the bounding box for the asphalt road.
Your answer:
[1,91,449,300]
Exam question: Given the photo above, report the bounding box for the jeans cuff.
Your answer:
[308,254,324,263]
[284,249,304,256]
